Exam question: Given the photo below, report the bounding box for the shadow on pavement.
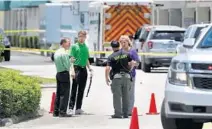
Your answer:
[148,68,168,74]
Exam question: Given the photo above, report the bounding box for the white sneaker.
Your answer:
[67,109,74,116]
[75,109,85,115]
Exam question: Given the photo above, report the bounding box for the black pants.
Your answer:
[54,71,70,115]
[69,65,88,110]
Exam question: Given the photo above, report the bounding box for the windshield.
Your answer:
[193,27,204,39]
[150,31,185,42]
[134,28,142,40]
[198,27,212,48]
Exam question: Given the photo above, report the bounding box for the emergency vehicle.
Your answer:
[88,1,153,66]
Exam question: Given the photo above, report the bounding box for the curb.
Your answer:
[11,47,51,57]
[41,84,56,89]
[0,108,45,127]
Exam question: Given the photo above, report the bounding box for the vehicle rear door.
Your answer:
[140,28,151,51]
[133,27,143,50]
[146,30,185,54]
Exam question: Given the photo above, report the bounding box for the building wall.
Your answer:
[38,1,89,44]
[26,8,39,36]
[0,11,4,29]
[154,1,212,28]
[169,9,182,27]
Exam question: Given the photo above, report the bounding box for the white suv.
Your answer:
[161,24,212,129]
[139,25,185,72]
[176,23,209,54]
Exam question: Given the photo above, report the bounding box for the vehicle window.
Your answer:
[150,31,185,42]
[193,27,204,39]
[198,27,212,48]
[134,28,142,40]
[184,27,192,39]
[140,30,150,41]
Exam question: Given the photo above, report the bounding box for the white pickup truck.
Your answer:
[161,24,212,129]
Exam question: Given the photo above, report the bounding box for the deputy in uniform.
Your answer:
[105,41,136,118]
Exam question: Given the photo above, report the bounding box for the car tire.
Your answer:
[142,61,151,72]
[4,48,10,61]
[161,99,203,129]
[137,62,141,69]
[95,59,101,66]
[175,119,203,129]
[51,53,54,61]
[161,99,178,129]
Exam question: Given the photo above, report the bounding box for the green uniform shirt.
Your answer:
[69,42,89,67]
[54,47,71,73]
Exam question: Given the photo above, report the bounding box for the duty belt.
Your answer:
[114,72,130,79]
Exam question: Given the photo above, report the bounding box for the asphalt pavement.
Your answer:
[0,51,212,129]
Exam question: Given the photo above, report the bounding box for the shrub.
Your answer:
[0,44,4,62]
[0,69,41,118]
[34,36,39,49]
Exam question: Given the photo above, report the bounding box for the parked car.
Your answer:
[176,23,209,54]
[0,28,11,61]
[137,25,185,72]
[161,24,212,129]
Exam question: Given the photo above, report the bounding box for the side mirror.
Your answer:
[183,38,195,48]
[139,38,145,42]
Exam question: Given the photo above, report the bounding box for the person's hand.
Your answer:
[106,78,111,86]
[128,60,137,67]
[88,68,93,76]
[70,57,75,63]
[71,74,75,79]
[89,68,93,72]
[71,72,75,79]
[132,60,137,67]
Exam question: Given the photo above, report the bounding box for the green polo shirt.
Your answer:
[69,42,89,67]
[54,47,71,72]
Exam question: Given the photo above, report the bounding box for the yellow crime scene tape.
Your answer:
[2,47,177,56]
[4,29,42,33]
[1,29,177,56]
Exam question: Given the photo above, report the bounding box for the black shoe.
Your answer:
[53,111,59,117]
[123,115,129,118]
[111,115,122,119]
[59,113,72,117]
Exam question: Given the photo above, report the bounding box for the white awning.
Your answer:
[59,29,77,33]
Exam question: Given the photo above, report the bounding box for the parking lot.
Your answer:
[0,51,211,129]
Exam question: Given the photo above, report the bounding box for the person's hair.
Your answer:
[78,30,87,36]
[119,35,132,47]
[60,37,70,45]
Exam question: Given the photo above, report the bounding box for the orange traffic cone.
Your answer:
[146,93,159,115]
[129,107,139,129]
[49,92,56,113]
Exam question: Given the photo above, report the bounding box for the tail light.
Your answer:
[148,41,153,49]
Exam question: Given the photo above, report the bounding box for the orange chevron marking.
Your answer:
[106,21,135,41]
[110,23,135,41]
[108,18,138,39]
[105,13,142,38]
[104,5,151,42]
